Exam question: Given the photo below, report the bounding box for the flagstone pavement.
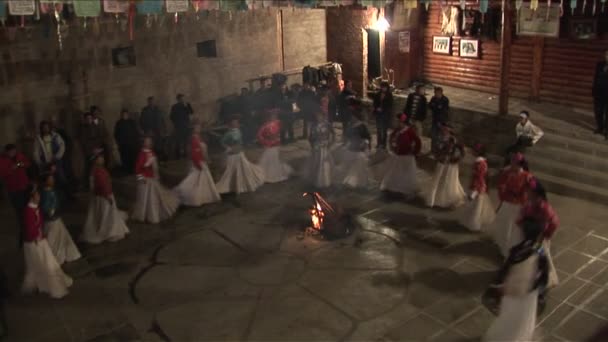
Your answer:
[1,136,608,342]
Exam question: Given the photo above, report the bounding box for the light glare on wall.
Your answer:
[373,17,390,32]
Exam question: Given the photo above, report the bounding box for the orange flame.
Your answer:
[310,202,325,230]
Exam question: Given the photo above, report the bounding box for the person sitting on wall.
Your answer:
[504,111,544,165]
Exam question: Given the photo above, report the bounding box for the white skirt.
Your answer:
[341,150,373,189]
[488,202,524,257]
[216,152,265,194]
[380,154,418,196]
[22,239,73,299]
[424,163,466,208]
[133,178,180,223]
[174,163,221,206]
[45,218,81,264]
[82,195,130,244]
[257,146,293,183]
[543,240,559,288]
[484,290,538,342]
[303,147,333,188]
[459,193,497,232]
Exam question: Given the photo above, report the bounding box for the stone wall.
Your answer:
[0,9,327,147]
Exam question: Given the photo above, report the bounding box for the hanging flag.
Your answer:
[583,0,588,13]
[8,0,35,15]
[341,0,355,5]
[197,0,220,10]
[0,0,7,19]
[593,0,597,14]
[166,0,189,12]
[480,0,489,13]
[602,0,606,13]
[220,0,248,11]
[404,0,417,9]
[420,0,431,11]
[531,0,539,10]
[294,0,318,7]
[40,0,64,15]
[319,0,338,6]
[73,0,101,17]
[104,0,129,13]
[137,0,163,14]
[570,0,577,13]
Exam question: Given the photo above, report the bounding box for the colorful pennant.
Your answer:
[73,0,101,17]
[103,0,129,13]
[480,0,489,13]
[166,0,189,12]
[8,0,35,15]
[570,0,577,13]
[0,0,6,19]
[137,0,163,14]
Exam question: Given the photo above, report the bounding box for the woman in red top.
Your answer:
[459,143,496,231]
[132,136,179,223]
[82,151,129,244]
[21,185,72,299]
[173,123,221,206]
[0,144,31,246]
[256,109,293,183]
[489,152,534,257]
[380,114,421,198]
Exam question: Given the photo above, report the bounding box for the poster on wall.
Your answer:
[103,0,129,13]
[459,39,479,58]
[517,3,560,37]
[398,31,411,53]
[432,36,452,55]
[166,0,189,12]
[8,0,35,16]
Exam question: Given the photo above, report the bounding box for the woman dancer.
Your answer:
[133,137,179,223]
[40,173,81,264]
[305,109,335,188]
[459,143,496,231]
[341,109,372,189]
[380,114,421,198]
[423,123,466,208]
[173,123,221,206]
[488,152,533,257]
[82,151,129,243]
[22,185,73,299]
[256,109,293,183]
[216,117,265,194]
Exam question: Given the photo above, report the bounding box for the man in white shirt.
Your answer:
[505,111,544,165]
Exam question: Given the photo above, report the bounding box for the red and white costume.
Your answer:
[380,126,421,196]
[518,199,560,287]
[459,157,496,231]
[488,167,533,256]
[256,120,292,183]
[82,165,129,243]
[22,202,73,298]
[174,135,221,206]
[424,135,466,208]
[132,148,179,223]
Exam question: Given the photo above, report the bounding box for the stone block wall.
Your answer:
[0,9,327,147]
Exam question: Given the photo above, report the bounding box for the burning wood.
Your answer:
[302,192,357,240]
[303,192,333,231]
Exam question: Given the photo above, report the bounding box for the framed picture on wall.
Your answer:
[432,36,452,55]
[569,17,597,40]
[111,46,136,67]
[459,39,480,58]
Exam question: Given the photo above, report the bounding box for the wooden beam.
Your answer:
[531,36,545,100]
[498,0,512,115]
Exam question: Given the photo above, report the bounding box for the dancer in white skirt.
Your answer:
[517,179,560,289]
[341,108,372,189]
[423,123,466,208]
[256,109,292,183]
[487,153,533,257]
[173,124,221,206]
[82,152,129,244]
[132,137,179,223]
[380,113,421,197]
[22,186,73,299]
[304,110,335,188]
[40,173,81,264]
[484,220,549,342]
[459,143,496,231]
[216,117,265,194]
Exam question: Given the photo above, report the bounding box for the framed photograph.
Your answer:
[516,3,560,37]
[569,17,597,40]
[432,36,452,55]
[459,39,480,58]
[111,46,136,68]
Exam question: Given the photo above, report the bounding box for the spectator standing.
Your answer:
[78,111,110,186]
[592,50,608,138]
[114,109,141,174]
[170,94,194,159]
[140,96,165,156]
[372,81,393,149]
[338,80,357,136]
[276,84,295,144]
[404,85,428,137]
[297,82,317,139]
[428,87,450,154]
[33,120,66,186]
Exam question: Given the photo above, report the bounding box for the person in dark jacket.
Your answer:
[276,84,295,144]
[238,87,256,145]
[78,109,111,186]
[140,96,166,159]
[592,50,608,138]
[170,94,193,159]
[404,85,428,136]
[373,81,393,149]
[338,80,357,137]
[114,109,140,174]
[298,82,317,139]
[429,87,450,154]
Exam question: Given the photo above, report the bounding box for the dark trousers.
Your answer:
[280,113,295,143]
[594,97,608,133]
[174,127,190,159]
[301,112,311,139]
[376,115,389,148]
[118,144,138,174]
[8,190,28,247]
[504,136,534,166]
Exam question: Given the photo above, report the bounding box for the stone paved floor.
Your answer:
[2,134,608,342]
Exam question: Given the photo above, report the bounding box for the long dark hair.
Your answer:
[39,120,51,136]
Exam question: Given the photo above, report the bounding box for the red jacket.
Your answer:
[92,166,113,197]
[257,120,281,148]
[191,135,205,169]
[23,203,43,242]
[135,149,156,179]
[517,200,559,239]
[0,153,30,193]
[389,127,421,156]
[470,157,488,194]
[498,168,532,204]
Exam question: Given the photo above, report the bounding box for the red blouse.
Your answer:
[390,127,421,156]
[470,157,488,194]
[0,153,31,193]
[191,135,205,169]
[23,204,43,242]
[92,166,113,197]
[135,149,156,179]
[257,120,281,148]
[517,200,559,239]
[498,168,532,204]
